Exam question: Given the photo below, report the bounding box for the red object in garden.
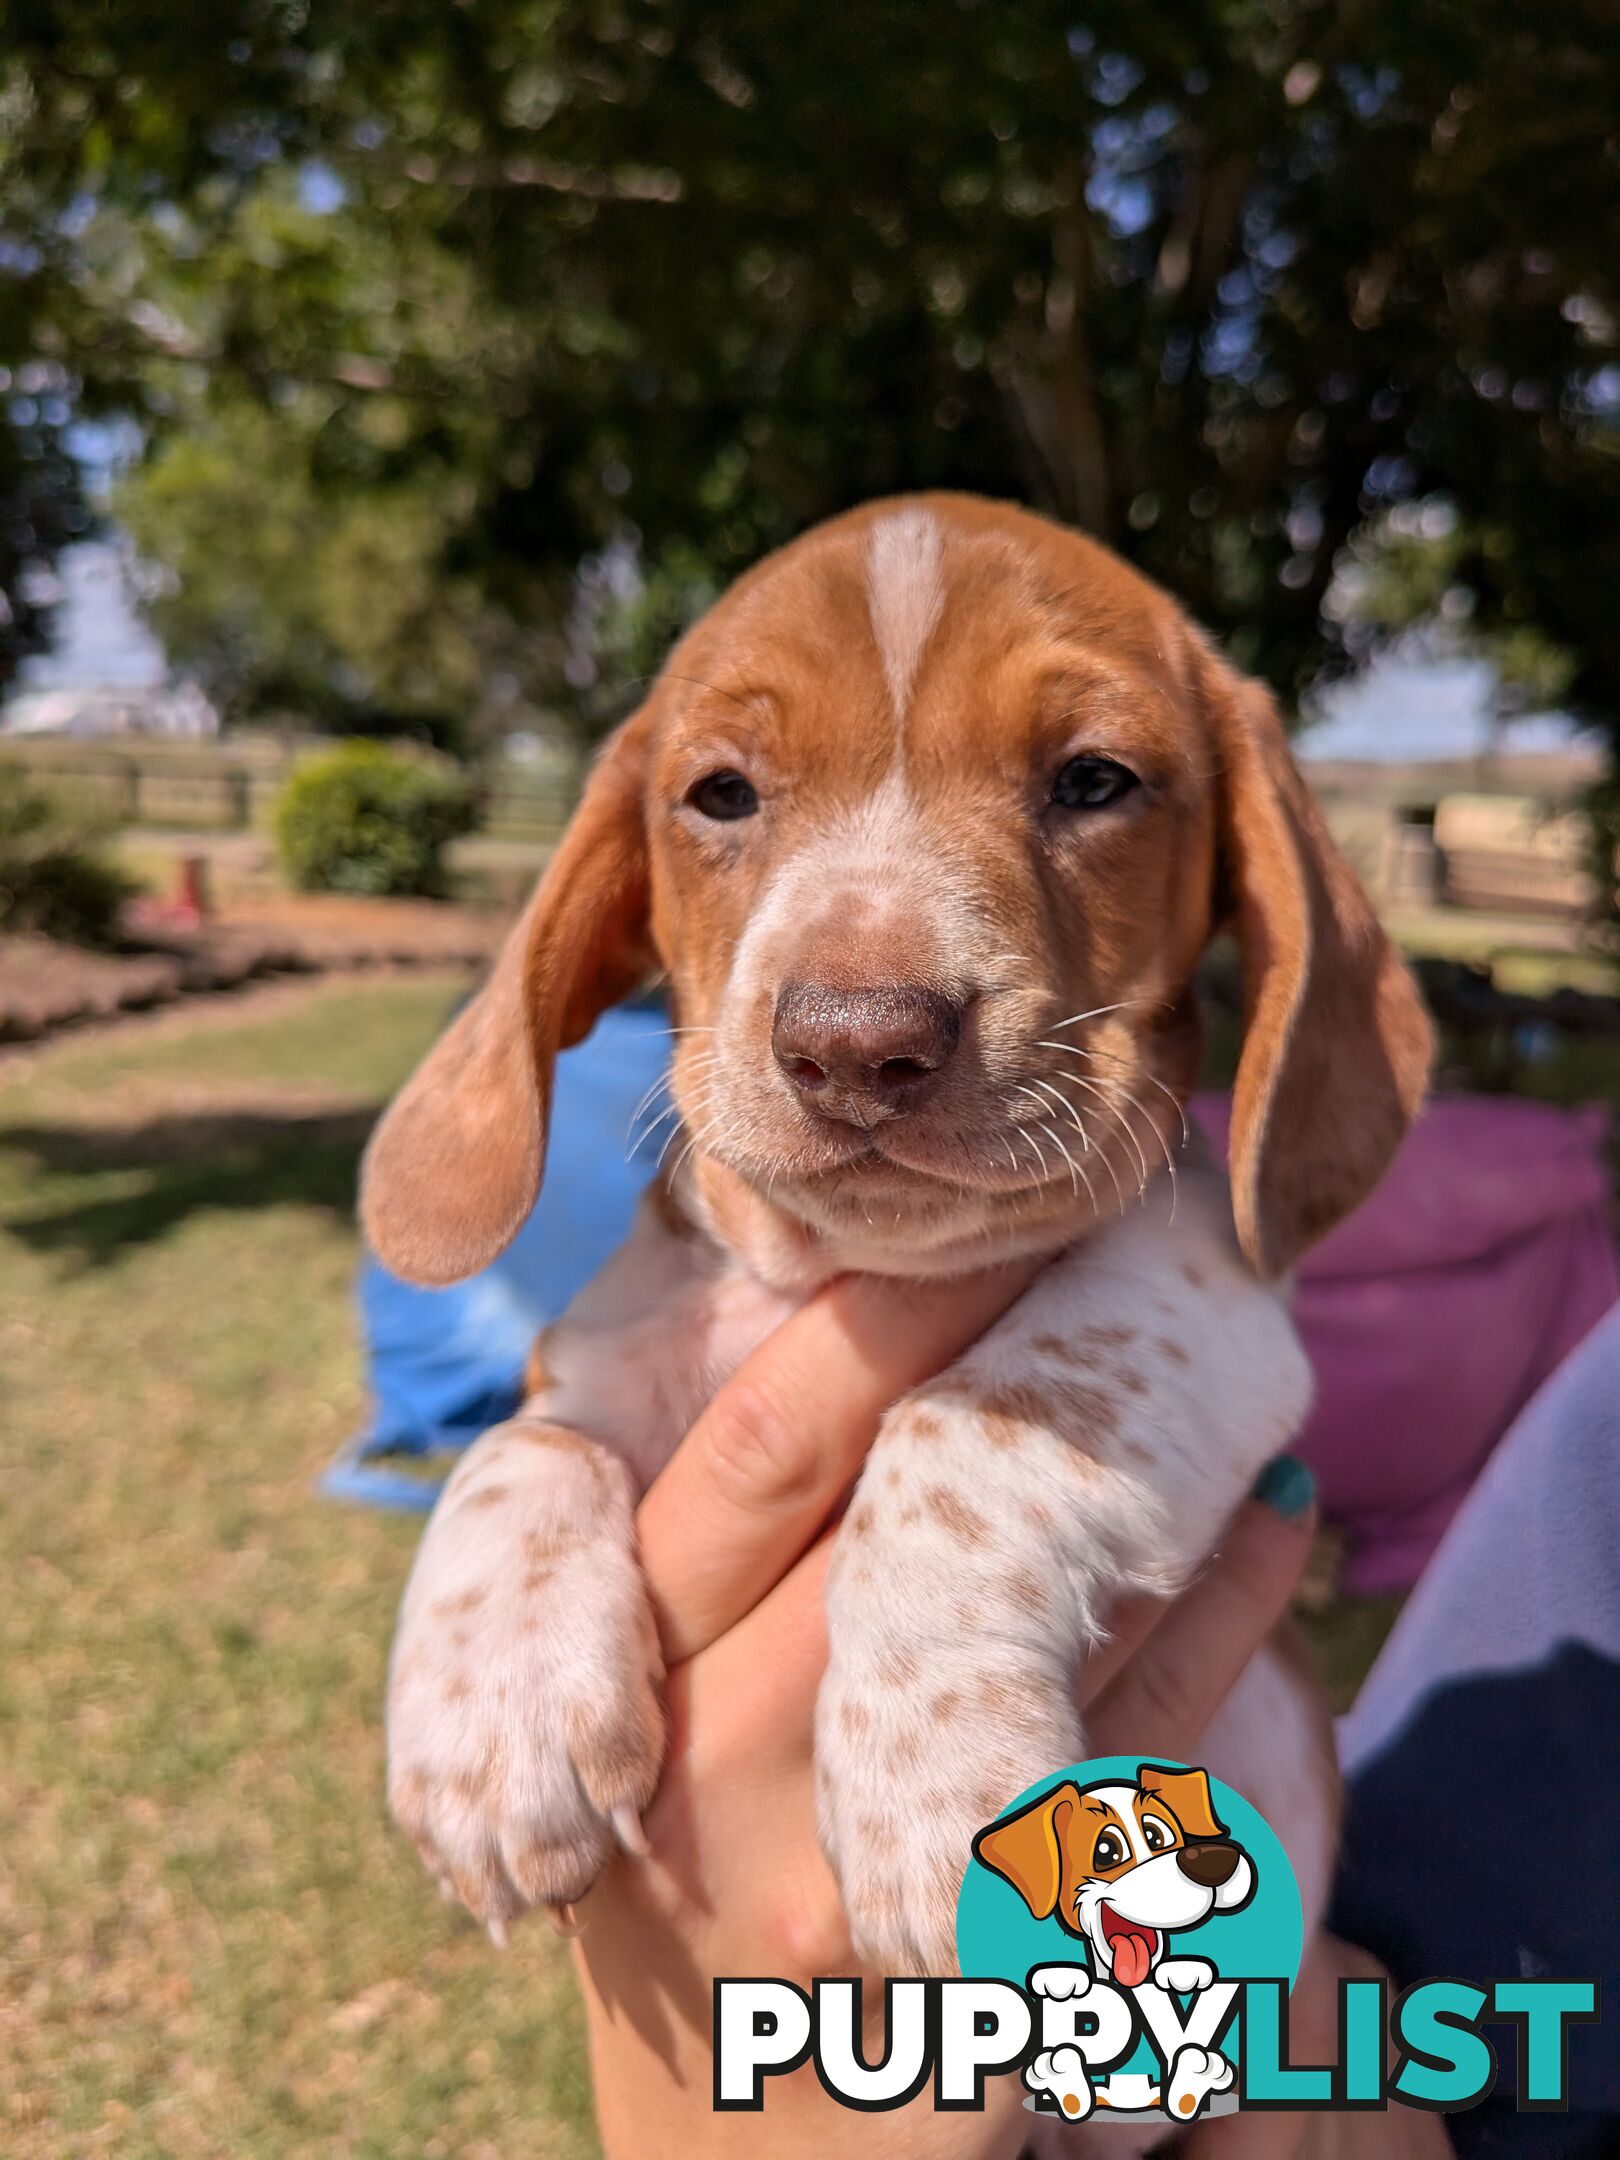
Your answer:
[123,853,212,936]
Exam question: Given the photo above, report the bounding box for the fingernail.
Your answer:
[1251,1453,1316,1520]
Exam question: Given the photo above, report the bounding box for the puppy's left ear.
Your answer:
[1137,1763,1227,1842]
[1193,640,1433,1276]
[972,1781,1081,1922]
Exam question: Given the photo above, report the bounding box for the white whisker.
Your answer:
[1028,1075,1090,1151]
[1043,999,1153,1036]
[1038,1039,1191,1147]
[1042,1075,1127,1216]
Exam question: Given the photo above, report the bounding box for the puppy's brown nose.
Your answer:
[772,981,961,1122]
[1178,1841,1241,1888]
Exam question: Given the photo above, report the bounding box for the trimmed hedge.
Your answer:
[274,741,476,898]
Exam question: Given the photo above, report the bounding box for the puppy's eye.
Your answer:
[1051,755,1139,811]
[688,768,759,821]
[1141,1816,1173,1853]
[1092,1828,1127,1870]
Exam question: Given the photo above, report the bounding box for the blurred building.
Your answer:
[1,538,219,739]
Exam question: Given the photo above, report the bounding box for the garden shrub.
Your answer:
[0,764,132,945]
[274,740,477,898]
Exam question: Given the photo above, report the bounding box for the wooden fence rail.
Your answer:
[0,736,577,842]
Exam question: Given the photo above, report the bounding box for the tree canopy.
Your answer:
[2,0,1617,747]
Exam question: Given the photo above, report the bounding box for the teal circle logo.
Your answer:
[956,1757,1303,2117]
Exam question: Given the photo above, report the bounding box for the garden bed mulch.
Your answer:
[0,894,506,1046]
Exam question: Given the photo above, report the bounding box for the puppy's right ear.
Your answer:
[971,1781,1081,1923]
[361,708,656,1286]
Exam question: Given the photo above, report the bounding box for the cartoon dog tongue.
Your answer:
[1101,1905,1159,1988]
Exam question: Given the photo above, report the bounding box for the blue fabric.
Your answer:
[323,1001,667,1510]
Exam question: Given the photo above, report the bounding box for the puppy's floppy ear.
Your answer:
[1137,1763,1227,1843]
[360,708,656,1286]
[1193,640,1433,1276]
[972,1780,1081,1922]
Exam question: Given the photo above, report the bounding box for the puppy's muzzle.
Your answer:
[1177,1840,1242,1889]
[772,980,962,1125]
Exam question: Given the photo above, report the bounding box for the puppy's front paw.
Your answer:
[816,1552,1081,1974]
[387,1422,663,1938]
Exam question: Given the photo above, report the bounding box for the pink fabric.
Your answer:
[1191,1093,1619,1593]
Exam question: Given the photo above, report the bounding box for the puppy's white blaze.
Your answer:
[866,508,945,720]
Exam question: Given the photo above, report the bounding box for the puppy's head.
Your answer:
[973,1765,1254,1982]
[362,493,1430,1287]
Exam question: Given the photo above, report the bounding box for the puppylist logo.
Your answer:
[715,1756,1599,2124]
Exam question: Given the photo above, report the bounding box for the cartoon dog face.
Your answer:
[973,1764,1255,1988]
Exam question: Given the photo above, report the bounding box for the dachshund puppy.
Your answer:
[363,493,1430,1989]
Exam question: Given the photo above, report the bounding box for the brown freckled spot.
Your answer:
[958,1602,982,1629]
[1001,1566,1050,1612]
[452,1866,489,1914]
[1025,1501,1055,1533]
[883,1464,902,1490]
[860,1883,900,1929]
[839,1700,870,1736]
[858,1815,891,1843]
[843,1505,874,1542]
[521,1566,554,1594]
[1048,1379,1122,1443]
[1120,1439,1154,1465]
[395,1768,429,1810]
[443,1674,473,1704]
[512,1425,597,1460]
[932,1688,962,1722]
[897,1505,921,1527]
[450,1768,487,1806]
[429,1587,487,1619]
[881,1648,919,1687]
[926,1484,988,1546]
[1090,1324,1138,1349]
[852,1564,873,1585]
[522,1529,563,1562]
[450,1627,471,1650]
[1182,1263,1207,1288]
[891,1728,923,1769]
[981,1381,1051,1427]
[902,1406,944,1441]
[565,1701,659,1797]
[1157,1337,1190,1366]
[1030,1332,1091,1368]
[1118,1369,1148,1396]
[460,1483,511,1512]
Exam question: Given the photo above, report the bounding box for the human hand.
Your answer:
[570,1268,1317,2160]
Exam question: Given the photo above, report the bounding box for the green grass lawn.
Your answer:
[4,961,1611,2155]
[0,976,596,2160]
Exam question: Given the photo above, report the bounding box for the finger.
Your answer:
[1088,1473,1316,1759]
[639,1259,1042,1662]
